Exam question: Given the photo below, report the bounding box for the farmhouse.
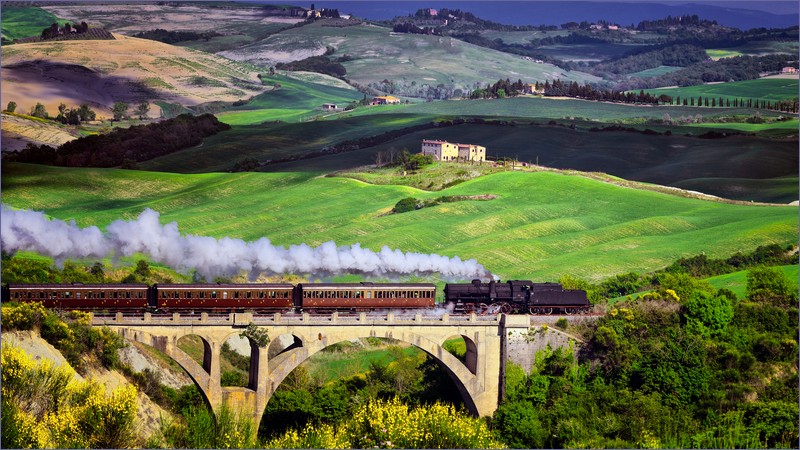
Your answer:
[321,103,339,111]
[523,83,543,95]
[781,66,797,74]
[371,95,401,105]
[421,139,486,162]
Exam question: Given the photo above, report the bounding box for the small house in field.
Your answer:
[322,103,339,111]
[371,95,401,105]
[421,139,486,162]
[523,83,542,95]
[781,66,797,74]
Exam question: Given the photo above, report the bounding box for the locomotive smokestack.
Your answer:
[1,205,493,280]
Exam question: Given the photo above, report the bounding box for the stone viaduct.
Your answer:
[94,311,587,432]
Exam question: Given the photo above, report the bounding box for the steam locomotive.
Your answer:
[1,280,589,315]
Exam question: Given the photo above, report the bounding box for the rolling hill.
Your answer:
[218,21,601,95]
[1,163,796,282]
[1,34,268,119]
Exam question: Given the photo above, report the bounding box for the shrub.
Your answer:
[1,345,139,448]
[392,197,420,214]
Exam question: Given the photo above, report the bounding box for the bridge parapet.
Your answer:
[92,312,502,327]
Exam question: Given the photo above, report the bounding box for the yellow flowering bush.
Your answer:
[1,301,46,330]
[1,345,139,449]
[266,397,504,449]
[265,423,349,449]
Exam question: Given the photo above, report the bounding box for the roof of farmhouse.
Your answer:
[422,139,485,147]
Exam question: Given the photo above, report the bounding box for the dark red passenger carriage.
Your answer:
[2,283,150,310]
[155,283,294,312]
[297,282,436,312]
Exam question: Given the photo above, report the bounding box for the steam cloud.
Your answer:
[1,205,492,280]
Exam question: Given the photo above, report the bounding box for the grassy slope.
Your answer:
[2,163,796,282]
[1,6,68,42]
[642,78,800,104]
[628,65,683,78]
[205,118,797,203]
[223,22,600,89]
[215,73,364,125]
[705,265,798,299]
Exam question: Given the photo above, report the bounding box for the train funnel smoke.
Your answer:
[1,205,492,279]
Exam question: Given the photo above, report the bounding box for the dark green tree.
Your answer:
[136,100,150,120]
[112,101,129,121]
[5,101,17,113]
[30,103,48,119]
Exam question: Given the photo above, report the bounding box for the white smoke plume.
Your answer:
[1,205,492,280]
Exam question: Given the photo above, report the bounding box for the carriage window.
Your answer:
[126,292,131,299]
[356,291,362,298]
[65,292,71,299]
[234,291,239,299]
[212,291,217,299]
[366,291,373,299]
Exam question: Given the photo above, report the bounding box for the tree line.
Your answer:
[469,78,667,105]
[468,77,799,113]
[3,113,230,168]
[132,28,221,44]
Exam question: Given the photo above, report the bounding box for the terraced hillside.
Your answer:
[1,113,80,152]
[2,163,796,282]
[1,35,268,119]
[218,21,600,94]
[41,2,304,53]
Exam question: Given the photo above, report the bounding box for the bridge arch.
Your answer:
[115,328,219,408]
[263,332,482,416]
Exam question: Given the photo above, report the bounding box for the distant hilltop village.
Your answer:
[421,139,486,162]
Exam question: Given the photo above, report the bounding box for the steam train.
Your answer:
[1,280,589,315]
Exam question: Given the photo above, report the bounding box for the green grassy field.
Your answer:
[343,96,779,122]
[1,6,68,42]
[642,78,799,105]
[2,163,796,283]
[705,265,798,299]
[706,49,743,60]
[628,65,683,78]
[216,73,364,125]
[687,118,798,133]
[708,41,799,59]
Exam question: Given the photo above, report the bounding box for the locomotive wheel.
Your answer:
[564,308,574,315]
[529,307,537,315]
[544,307,553,315]
[500,302,512,314]
[477,303,489,315]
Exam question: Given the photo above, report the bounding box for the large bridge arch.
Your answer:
[98,312,531,435]
[262,332,483,416]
